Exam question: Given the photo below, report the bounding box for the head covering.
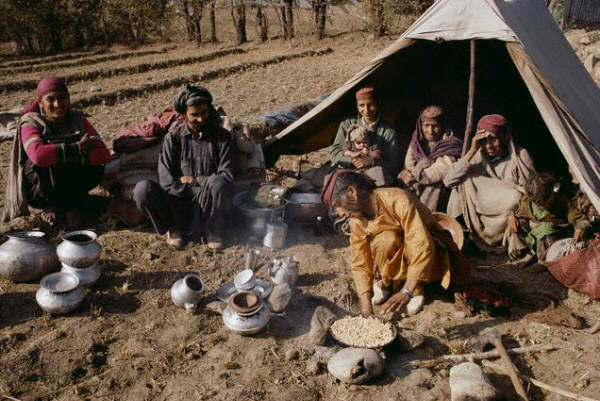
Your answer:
[355,85,376,101]
[173,84,214,114]
[477,114,508,136]
[321,169,356,207]
[409,105,463,163]
[20,77,69,115]
[348,124,369,143]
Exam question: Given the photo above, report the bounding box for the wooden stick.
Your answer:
[482,360,600,401]
[409,344,556,368]
[1,395,23,401]
[462,39,476,156]
[490,334,529,401]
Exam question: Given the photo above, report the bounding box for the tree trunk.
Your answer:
[256,5,268,42]
[563,0,572,30]
[284,0,294,39]
[230,0,247,45]
[191,1,204,46]
[209,0,217,42]
[313,0,326,40]
[182,0,194,41]
[369,0,385,37]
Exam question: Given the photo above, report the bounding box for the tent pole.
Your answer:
[462,39,476,155]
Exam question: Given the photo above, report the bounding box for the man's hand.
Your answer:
[76,133,95,153]
[398,169,415,186]
[352,157,367,169]
[359,293,374,317]
[381,291,410,314]
[507,213,519,234]
[466,130,491,160]
[180,176,194,185]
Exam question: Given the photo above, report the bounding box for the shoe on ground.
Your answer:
[406,295,425,316]
[166,230,184,248]
[372,280,392,305]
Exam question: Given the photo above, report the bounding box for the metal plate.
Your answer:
[217,279,273,302]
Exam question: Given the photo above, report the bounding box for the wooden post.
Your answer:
[462,39,476,155]
[563,0,572,30]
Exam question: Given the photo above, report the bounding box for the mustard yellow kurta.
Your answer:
[350,187,455,296]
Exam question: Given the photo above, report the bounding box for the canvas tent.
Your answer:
[264,0,600,211]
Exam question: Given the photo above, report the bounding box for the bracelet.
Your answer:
[400,288,413,299]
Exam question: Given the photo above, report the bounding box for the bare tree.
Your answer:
[209,0,217,42]
[284,0,294,39]
[311,0,327,40]
[230,0,247,45]
[368,0,385,37]
[255,3,269,42]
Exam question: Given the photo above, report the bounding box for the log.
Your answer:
[409,344,556,369]
[462,39,476,155]
[482,360,599,401]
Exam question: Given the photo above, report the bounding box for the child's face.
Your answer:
[353,140,368,151]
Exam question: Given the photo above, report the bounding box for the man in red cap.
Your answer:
[444,114,537,263]
[328,85,398,186]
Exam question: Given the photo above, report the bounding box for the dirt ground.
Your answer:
[1,21,600,401]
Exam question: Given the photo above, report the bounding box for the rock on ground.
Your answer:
[307,305,337,345]
[327,348,384,384]
[266,283,293,313]
[449,362,499,401]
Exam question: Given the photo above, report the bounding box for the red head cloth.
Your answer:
[321,169,356,207]
[477,114,507,136]
[355,85,376,101]
[21,77,69,115]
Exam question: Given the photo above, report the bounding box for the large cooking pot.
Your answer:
[232,191,286,236]
[285,191,328,223]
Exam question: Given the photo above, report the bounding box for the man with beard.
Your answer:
[133,85,234,249]
[322,171,471,317]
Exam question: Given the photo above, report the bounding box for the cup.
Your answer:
[234,269,257,291]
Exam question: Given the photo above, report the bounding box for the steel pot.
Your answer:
[232,191,286,236]
[171,274,204,310]
[36,272,84,314]
[284,191,328,223]
[268,256,299,286]
[0,231,58,282]
[61,262,101,287]
[57,230,101,269]
[222,292,270,335]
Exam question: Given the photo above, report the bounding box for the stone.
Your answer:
[580,36,591,46]
[284,349,299,361]
[307,305,337,345]
[266,283,292,313]
[449,362,499,401]
[396,328,425,352]
[403,368,433,388]
[89,86,102,93]
[327,348,385,384]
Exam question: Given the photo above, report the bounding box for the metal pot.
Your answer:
[263,220,287,249]
[36,272,84,314]
[57,230,101,269]
[222,292,270,335]
[284,191,328,223]
[268,256,299,286]
[171,274,204,310]
[0,231,58,282]
[61,262,101,287]
[232,191,286,236]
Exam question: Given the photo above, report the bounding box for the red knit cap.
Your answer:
[355,85,376,101]
[321,169,355,207]
[477,114,507,135]
[36,77,68,100]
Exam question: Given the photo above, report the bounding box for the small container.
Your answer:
[36,272,84,314]
[314,216,325,236]
[171,274,204,310]
[0,231,58,282]
[61,262,101,287]
[234,269,257,291]
[264,220,287,249]
[57,230,102,269]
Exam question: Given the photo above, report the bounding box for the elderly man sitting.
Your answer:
[133,85,234,249]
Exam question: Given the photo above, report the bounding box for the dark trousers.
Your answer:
[23,161,104,211]
[133,176,231,240]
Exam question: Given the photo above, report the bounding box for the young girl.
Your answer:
[342,124,382,166]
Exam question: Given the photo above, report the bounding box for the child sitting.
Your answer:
[342,124,382,168]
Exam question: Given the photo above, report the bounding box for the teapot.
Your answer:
[268,256,298,286]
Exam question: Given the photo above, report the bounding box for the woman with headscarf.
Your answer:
[398,105,462,212]
[133,85,234,250]
[443,114,536,261]
[2,77,111,228]
[322,170,471,317]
